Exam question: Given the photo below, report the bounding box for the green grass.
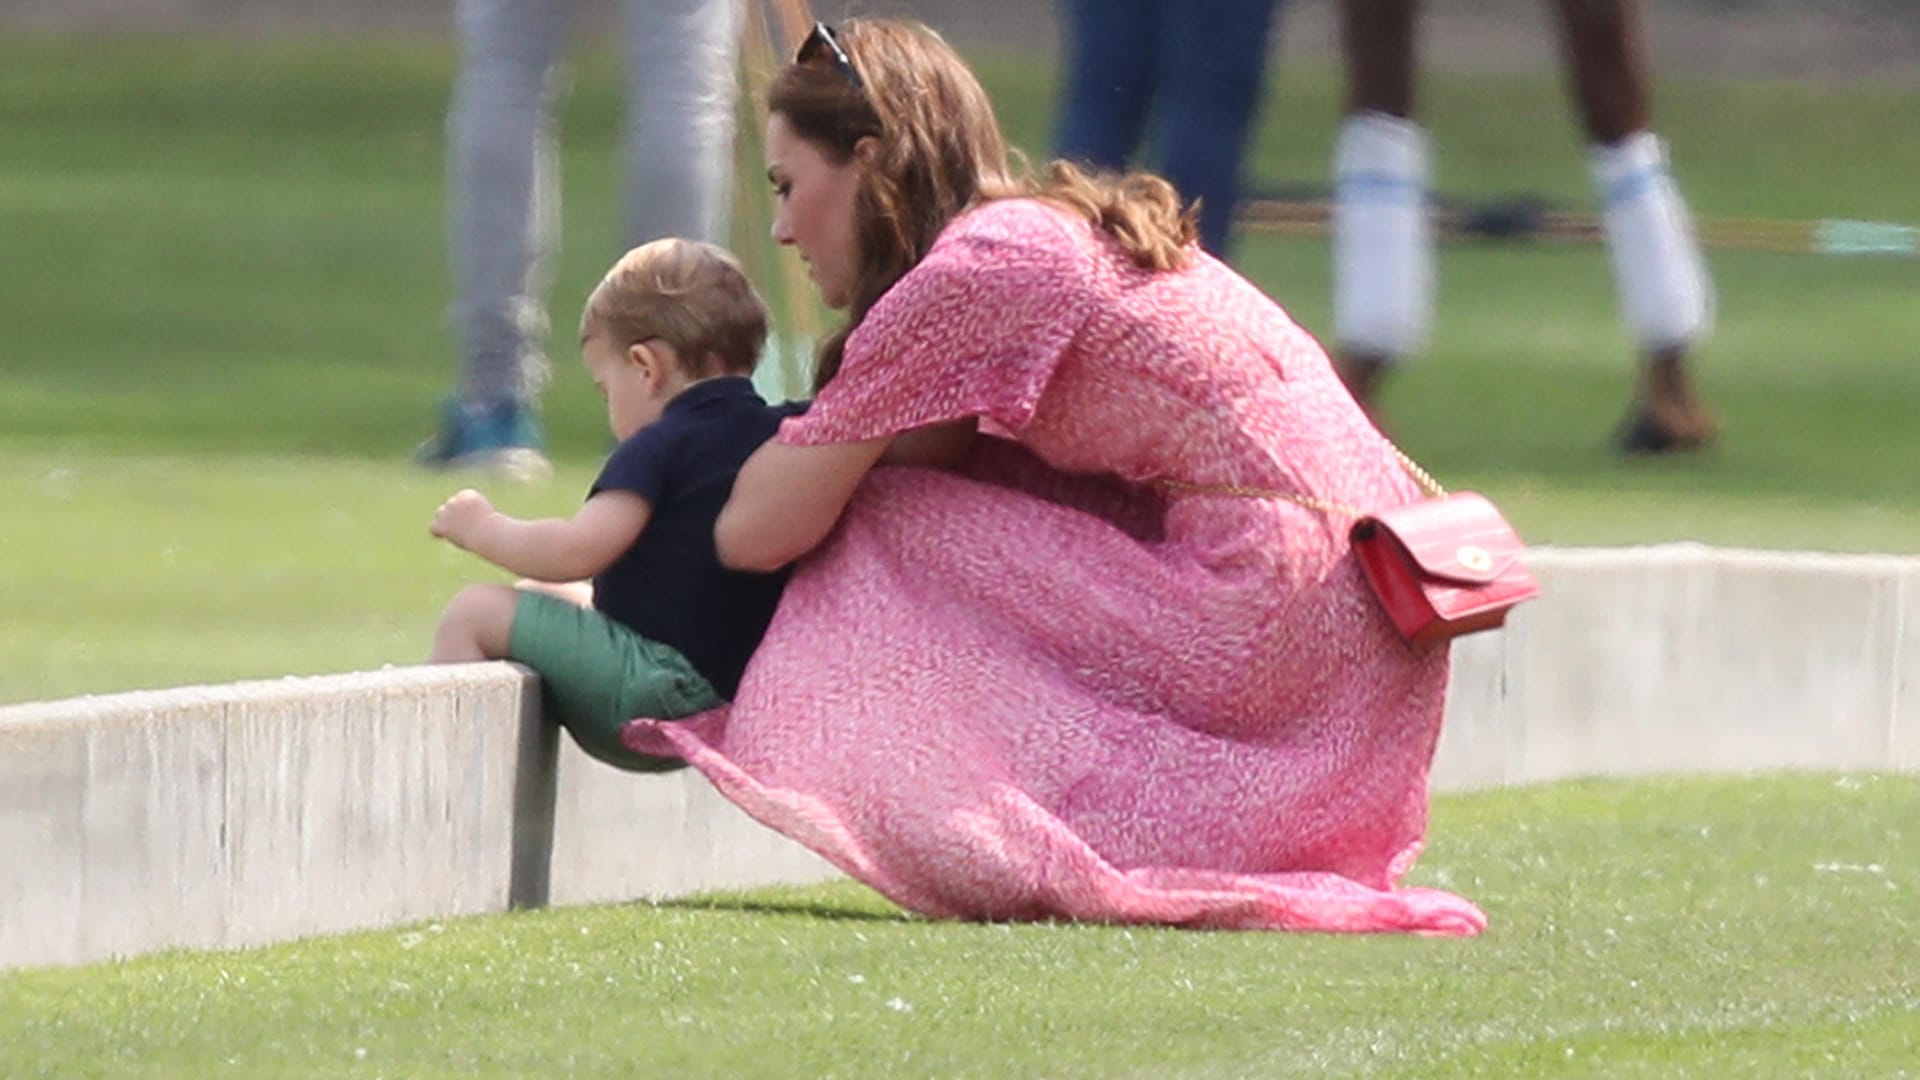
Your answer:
[1,34,1917,704]
[3,36,1914,1079]
[2,773,1914,1077]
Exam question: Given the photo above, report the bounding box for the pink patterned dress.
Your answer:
[625,199,1486,934]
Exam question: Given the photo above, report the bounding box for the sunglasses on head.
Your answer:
[797,22,864,91]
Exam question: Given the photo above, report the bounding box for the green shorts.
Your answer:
[508,590,723,772]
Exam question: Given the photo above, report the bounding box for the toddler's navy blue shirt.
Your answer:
[589,376,804,699]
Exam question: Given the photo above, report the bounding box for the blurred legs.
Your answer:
[447,0,572,411]
[1590,132,1714,355]
[1154,0,1283,255]
[622,0,742,247]
[1555,0,1716,450]
[1334,0,1422,413]
[1333,111,1434,394]
[1054,0,1161,172]
[1333,0,1715,448]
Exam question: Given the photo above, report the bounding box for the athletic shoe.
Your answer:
[414,398,553,481]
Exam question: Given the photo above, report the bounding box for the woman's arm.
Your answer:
[715,434,893,572]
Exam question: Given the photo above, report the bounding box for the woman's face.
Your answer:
[766,112,865,310]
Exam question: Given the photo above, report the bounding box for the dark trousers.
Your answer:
[1054,0,1284,257]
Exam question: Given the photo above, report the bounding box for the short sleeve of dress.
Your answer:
[779,200,1097,447]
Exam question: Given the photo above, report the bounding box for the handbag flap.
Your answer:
[1356,492,1528,585]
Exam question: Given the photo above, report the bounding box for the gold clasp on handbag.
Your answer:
[1455,545,1493,573]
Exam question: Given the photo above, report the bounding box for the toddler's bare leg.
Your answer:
[429,582,520,662]
[515,579,593,606]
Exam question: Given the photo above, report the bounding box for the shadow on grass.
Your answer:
[654,895,916,924]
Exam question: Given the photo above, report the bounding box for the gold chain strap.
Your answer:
[1153,447,1446,516]
[1392,447,1447,499]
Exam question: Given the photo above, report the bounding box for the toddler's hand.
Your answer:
[430,489,495,548]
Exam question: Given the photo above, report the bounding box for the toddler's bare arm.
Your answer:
[431,489,651,582]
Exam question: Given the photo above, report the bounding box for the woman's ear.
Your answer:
[853,135,883,169]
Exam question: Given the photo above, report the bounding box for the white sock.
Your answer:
[1590,131,1715,351]
[1333,111,1435,361]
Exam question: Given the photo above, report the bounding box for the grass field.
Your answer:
[2,773,1914,1077]
[2,32,1916,1078]
[1,33,1917,705]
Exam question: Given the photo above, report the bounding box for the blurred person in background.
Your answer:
[1052,0,1287,258]
[1332,0,1718,453]
[417,0,743,479]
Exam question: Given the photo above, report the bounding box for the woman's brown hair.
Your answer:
[770,19,1198,391]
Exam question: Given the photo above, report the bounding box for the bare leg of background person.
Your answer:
[434,0,572,478]
[1332,0,1427,422]
[1154,0,1284,257]
[1553,0,1718,452]
[1342,0,1418,124]
[623,0,742,248]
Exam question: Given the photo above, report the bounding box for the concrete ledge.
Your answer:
[0,666,833,972]
[4,544,1917,971]
[1433,544,1917,789]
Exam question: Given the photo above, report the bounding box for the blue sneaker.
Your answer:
[414,398,552,482]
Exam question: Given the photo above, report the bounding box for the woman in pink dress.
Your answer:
[622,19,1486,934]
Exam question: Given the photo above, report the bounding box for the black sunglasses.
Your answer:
[797,22,865,91]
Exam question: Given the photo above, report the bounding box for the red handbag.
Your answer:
[1160,450,1539,646]
[1349,491,1540,644]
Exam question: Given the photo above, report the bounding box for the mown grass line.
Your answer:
[1,774,1912,1077]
